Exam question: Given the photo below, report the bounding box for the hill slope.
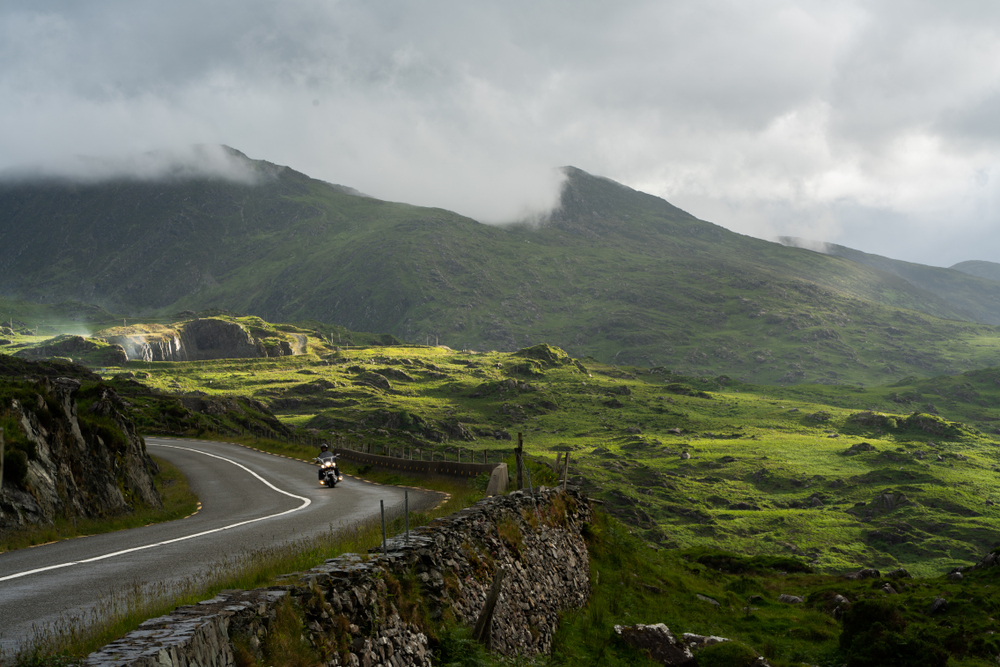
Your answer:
[780,239,1000,326]
[952,259,1000,283]
[3,149,1000,384]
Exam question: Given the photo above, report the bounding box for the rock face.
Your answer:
[85,488,592,666]
[97,319,293,362]
[0,370,161,530]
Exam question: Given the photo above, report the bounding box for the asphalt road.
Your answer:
[0,437,444,656]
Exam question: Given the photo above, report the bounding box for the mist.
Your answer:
[0,145,266,185]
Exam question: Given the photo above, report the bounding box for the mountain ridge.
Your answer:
[779,237,1000,325]
[2,148,1000,384]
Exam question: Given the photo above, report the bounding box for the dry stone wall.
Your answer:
[85,487,592,667]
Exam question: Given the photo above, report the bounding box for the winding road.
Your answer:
[0,438,444,656]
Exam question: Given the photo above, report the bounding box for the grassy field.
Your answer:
[40,338,989,582]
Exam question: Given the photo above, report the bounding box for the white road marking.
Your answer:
[0,443,311,583]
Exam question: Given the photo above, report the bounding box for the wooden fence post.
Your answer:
[472,568,506,649]
[563,453,570,491]
[516,433,524,490]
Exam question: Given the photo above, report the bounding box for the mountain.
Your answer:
[952,259,1000,283]
[3,148,1000,385]
[779,239,1000,326]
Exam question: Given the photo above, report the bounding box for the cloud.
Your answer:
[0,145,266,184]
[1,1,1000,259]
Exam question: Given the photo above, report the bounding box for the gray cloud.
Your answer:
[1,145,265,183]
[2,1,1000,260]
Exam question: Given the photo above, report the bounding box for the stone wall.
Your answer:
[85,487,592,666]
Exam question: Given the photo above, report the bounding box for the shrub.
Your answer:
[3,447,29,487]
[665,383,712,399]
[497,516,523,554]
[695,640,761,667]
[839,599,948,667]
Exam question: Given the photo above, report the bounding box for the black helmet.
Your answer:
[320,443,329,452]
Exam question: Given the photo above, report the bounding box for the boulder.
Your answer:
[682,634,729,652]
[613,624,694,666]
[843,568,881,580]
[844,442,877,455]
[355,371,392,391]
[928,597,948,615]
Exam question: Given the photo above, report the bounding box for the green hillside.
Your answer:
[3,149,1000,386]
[953,259,1000,283]
[783,239,1000,325]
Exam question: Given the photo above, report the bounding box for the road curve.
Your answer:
[0,438,444,656]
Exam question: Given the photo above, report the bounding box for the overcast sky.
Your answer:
[2,1,999,267]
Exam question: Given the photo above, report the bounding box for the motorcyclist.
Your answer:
[315,443,337,481]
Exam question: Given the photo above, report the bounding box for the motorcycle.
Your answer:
[315,452,343,488]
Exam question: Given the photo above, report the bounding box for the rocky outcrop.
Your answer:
[13,335,128,366]
[181,319,265,360]
[613,624,694,665]
[0,368,161,530]
[97,319,283,362]
[85,487,591,666]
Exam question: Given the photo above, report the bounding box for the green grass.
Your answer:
[551,510,1000,666]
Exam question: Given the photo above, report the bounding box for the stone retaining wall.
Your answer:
[86,589,288,667]
[86,487,592,667]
